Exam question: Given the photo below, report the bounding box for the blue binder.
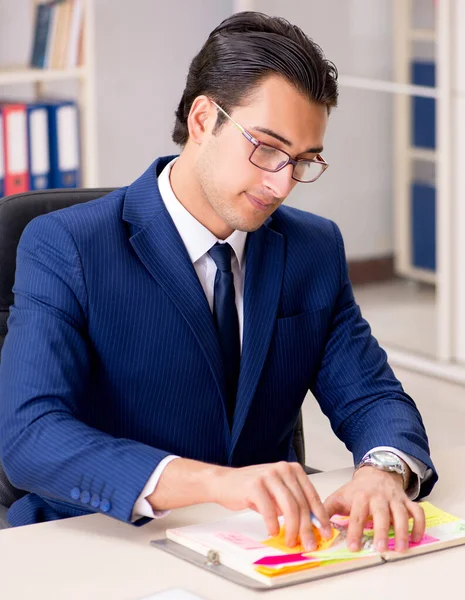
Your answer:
[30,2,54,69]
[47,99,81,188]
[0,107,4,198]
[411,61,436,149]
[411,183,436,271]
[26,103,51,190]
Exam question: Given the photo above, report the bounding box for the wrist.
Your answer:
[204,465,233,504]
[355,450,409,490]
[205,464,230,504]
[353,464,404,487]
[147,458,227,510]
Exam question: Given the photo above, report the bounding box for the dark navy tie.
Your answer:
[208,242,240,426]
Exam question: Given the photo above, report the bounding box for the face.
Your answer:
[191,75,329,236]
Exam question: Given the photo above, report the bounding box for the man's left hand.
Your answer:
[323,466,425,553]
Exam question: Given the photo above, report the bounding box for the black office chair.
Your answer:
[0,188,318,527]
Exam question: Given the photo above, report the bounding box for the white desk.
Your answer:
[0,446,463,600]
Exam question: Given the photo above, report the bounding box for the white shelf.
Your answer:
[0,66,86,86]
[0,0,97,187]
[409,147,437,162]
[410,29,436,42]
[394,0,437,287]
[397,265,436,285]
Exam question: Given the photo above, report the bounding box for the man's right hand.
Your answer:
[147,458,332,551]
[210,461,332,550]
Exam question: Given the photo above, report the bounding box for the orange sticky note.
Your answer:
[262,524,340,553]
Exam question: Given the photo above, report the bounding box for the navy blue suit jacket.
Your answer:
[0,156,437,526]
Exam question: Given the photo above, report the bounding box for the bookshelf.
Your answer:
[393,0,437,285]
[0,0,98,187]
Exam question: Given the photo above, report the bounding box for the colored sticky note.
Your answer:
[387,533,439,551]
[215,531,264,550]
[262,524,340,554]
[254,552,314,567]
[305,548,375,561]
[453,520,465,534]
[330,514,350,528]
[255,561,323,578]
[420,502,461,528]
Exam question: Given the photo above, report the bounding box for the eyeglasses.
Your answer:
[210,100,329,183]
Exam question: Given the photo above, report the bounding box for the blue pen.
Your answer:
[310,513,322,530]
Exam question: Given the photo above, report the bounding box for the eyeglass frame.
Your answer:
[210,100,329,183]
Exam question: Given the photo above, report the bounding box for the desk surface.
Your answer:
[0,446,463,600]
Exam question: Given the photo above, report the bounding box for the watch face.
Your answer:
[371,451,400,468]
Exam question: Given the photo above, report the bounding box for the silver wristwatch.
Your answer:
[355,450,409,490]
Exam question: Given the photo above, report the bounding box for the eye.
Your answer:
[259,145,279,155]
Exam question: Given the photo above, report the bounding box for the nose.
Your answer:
[263,164,296,200]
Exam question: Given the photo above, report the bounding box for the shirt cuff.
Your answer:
[362,446,428,500]
[131,455,181,522]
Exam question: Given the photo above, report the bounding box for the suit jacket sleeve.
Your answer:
[0,214,171,523]
[311,222,437,497]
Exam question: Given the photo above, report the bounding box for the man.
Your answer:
[0,12,435,553]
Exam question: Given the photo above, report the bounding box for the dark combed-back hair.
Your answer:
[172,11,338,146]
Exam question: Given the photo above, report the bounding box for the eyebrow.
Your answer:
[252,126,324,154]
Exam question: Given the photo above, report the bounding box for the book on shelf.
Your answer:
[0,99,80,198]
[0,110,5,197]
[151,501,465,590]
[30,0,84,70]
[26,102,52,190]
[0,103,29,196]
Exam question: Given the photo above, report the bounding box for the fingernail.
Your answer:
[323,527,333,539]
[377,540,387,552]
[397,540,408,552]
[349,543,359,552]
[304,539,317,551]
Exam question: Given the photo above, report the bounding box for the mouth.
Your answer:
[245,192,275,212]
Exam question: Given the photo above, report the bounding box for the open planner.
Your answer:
[151,502,465,590]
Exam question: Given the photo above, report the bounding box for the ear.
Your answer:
[187,95,215,144]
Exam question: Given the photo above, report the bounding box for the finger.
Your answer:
[346,493,370,552]
[296,468,333,538]
[323,490,350,522]
[407,501,426,544]
[390,501,410,552]
[371,498,391,552]
[281,469,318,550]
[250,478,280,537]
[265,473,300,548]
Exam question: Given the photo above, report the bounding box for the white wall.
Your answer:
[252,0,395,260]
[93,0,234,186]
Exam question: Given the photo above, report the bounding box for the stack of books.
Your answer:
[30,0,84,69]
[0,100,81,198]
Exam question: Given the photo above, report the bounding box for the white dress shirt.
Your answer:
[131,158,426,521]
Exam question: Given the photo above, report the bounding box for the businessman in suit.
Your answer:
[0,12,436,553]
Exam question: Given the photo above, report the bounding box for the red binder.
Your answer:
[2,103,29,195]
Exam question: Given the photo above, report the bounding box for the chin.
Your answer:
[229,217,267,233]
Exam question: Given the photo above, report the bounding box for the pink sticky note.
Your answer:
[387,533,439,551]
[254,552,312,567]
[331,515,349,528]
[216,531,265,550]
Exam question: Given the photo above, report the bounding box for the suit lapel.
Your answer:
[230,223,285,459]
[123,158,229,429]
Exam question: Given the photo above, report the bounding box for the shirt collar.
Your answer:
[157,157,247,268]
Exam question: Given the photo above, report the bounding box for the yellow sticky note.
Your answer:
[262,524,340,554]
[255,561,322,578]
[419,501,461,528]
